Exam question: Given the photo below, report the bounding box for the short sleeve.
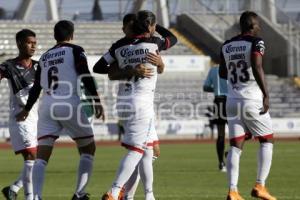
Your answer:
[252,39,265,56]
[154,37,170,52]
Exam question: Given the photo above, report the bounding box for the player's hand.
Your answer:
[146,52,162,67]
[260,95,269,115]
[15,109,29,121]
[94,103,105,122]
[153,143,160,158]
[134,64,154,78]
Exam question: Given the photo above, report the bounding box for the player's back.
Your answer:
[39,43,81,97]
[112,37,159,101]
[221,34,265,101]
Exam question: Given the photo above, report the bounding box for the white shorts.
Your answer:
[121,116,156,153]
[37,95,93,142]
[9,106,38,154]
[226,98,273,141]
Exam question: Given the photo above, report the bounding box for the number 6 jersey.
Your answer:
[221,34,265,101]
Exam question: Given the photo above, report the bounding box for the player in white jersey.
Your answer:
[17,20,104,200]
[94,11,177,200]
[219,11,276,200]
[0,29,38,200]
[94,13,162,200]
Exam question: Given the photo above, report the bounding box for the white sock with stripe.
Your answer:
[23,160,35,200]
[111,150,143,199]
[139,149,155,200]
[75,153,94,197]
[227,146,242,191]
[32,159,47,199]
[257,142,273,186]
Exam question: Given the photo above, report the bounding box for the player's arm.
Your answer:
[219,50,227,80]
[16,64,42,121]
[203,68,214,92]
[155,24,178,50]
[251,39,269,114]
[93,56,110,74]
[146,52,165,74]
[108,63,153,80]
[75,47,105,120]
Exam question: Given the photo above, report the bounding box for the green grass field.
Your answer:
[0,141,299,199]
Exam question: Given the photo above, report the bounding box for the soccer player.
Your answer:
[219,11,276,200]
[203,65,228,172]
[94,10,177,200]
[16,20,104,200]
[95,13,163,200]
[0,29,38,200]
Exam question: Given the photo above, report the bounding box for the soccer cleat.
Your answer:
[251,183,277,200]
[118,187,125,200]
[219,162,227,172]
[72,193,90,200]
[101,192,115,200]
[1,186,17,200]
[226,190,245,200]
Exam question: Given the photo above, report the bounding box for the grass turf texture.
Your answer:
[0,141,299,199]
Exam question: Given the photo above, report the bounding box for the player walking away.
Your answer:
[94,10,177,200]
[219,11,276,200]
[203,65,228,172]
[16,20,104,200]
[0,29,38,200]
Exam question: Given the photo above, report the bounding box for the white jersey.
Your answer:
[104,36,169,119]
[221,34,265,101]
[39,43,84,97]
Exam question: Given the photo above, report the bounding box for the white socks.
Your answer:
[75,154,94,197]
[10,171,23,193]
[111,150,143,199]
[23,160,35,200]
[139,149,155,200]
[124,166,140,200]
[257,143,273,186]
[32,159,47,199]
[10,160,34,200]
[227,146,242,191]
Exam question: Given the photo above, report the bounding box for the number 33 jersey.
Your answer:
[221,34,265,101]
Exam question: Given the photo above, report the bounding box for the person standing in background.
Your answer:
[203,65,228,172]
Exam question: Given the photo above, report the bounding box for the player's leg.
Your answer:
[3,120,37,200]
[32,137,56,200]
[105,148,143,200]
[139,148,155,200]
[216,123,226,171]
[73,137,96,199]
[58,103,95,199]
[243,101,276,199]
[123,165,140,200]
[226,98,246,200]
[215,97,227,171]
[20,150,36,200]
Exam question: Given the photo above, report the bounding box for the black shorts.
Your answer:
[213,96,227,125]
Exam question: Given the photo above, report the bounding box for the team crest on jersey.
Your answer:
[257,41,265,55]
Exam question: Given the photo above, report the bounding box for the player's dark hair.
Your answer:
[240,11,258,33]
[54,20,74,42]
[123,13,136,26]
[16,29,36,44]
[132,10,156,35]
